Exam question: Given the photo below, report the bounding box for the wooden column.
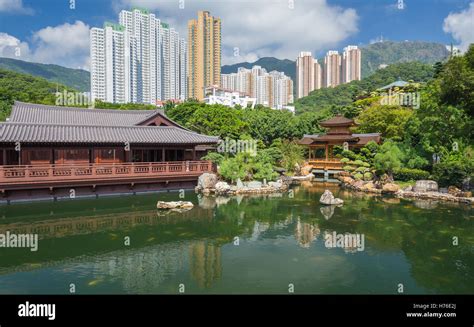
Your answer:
[325,144,328,161]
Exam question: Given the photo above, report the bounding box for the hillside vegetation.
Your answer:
[0,57,90,92]
[295,61,435,114]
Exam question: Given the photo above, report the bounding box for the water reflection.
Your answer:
[0,184,472,294]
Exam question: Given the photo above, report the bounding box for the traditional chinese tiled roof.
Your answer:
[0,122,219,145]
[1,102,219,145]
[319,115,356,127]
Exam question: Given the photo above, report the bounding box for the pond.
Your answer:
[0,183,472,294]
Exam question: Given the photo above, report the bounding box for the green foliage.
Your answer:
[219,155,247,183]
[363,172,373,181]
[278,140,304,173]
[340,158,350,164]
[432,161,473,188]
[0,57,90,92]
[343,165,356,172]
[201,152,225,165]
[354,173,363,180]
[373,141,404,176]
[186,105,248,139]
[0,68,77,121]
[356,105,414,140]
[218,151,277,183]
[94,100,156,110]
[361,41,450,78]
[296,62,435,114]
[393,168,430,181]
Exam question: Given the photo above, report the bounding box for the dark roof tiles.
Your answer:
[0,122,218,145]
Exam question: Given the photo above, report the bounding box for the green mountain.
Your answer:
[0,68,77,121]
[361,41,450,78]
[222,57,296,81]
[295,61,435,114]
[0,57,90,92]
[221,41,450,82]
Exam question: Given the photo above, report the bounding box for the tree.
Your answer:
[373,141,405,179]
[356,105,413,140]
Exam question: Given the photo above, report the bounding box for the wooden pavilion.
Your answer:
[299,115,381,170]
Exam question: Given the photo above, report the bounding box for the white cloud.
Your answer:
[0,0,33,14]
[0,21,90,70]
[443,2,474,52]
[116,0,359,64]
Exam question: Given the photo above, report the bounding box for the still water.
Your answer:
[0,183,472,294]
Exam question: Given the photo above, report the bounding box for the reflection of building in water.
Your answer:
[295,217,320,248]
[91,242,187,293]
[189,241,222,288]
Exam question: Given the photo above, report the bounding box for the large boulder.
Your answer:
[197,173,218,190]
[157,201,194,210]
[247,181,263,189]
[413,180,438,193]
[319,190,344,205]
[215,181,231,194]
[382,183,400,193]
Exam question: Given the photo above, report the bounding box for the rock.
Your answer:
[403,185,413,192]
[413,180,438,193]
[319,190,344,205]
[448,185,472,197]
[291,174,314,182]
[300,164,313,176]
[361,181,376,192]
[215,181,231,194]
[382,183,400,193]
[268,181,283,189]
[157,201,194,210]
[247,181,263,189]
[339,176,355,185]
[236,178,244,189]
[352,180,365,190]
[197,173,218,190]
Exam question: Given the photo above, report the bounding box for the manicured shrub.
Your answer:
[340,158,350,164]
[353,160,365,166]
[363,172,373,181]
[354,173,363,180]
[355,166,368,172]
[393,167,430,181]
[432,161,472,187]
[343,165,356,172]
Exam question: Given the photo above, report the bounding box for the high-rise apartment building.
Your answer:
[296,52,315,99]
[314,60,323,90]
[324,50,342,88]
[221,66,293,109]
[342,45,361,83]
[188,11,221,101]
[90,8,187,105]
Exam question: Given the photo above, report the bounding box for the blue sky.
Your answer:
[0,0,473,69]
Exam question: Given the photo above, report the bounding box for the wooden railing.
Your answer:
[308,159,344,170]
[0,161,213,186]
